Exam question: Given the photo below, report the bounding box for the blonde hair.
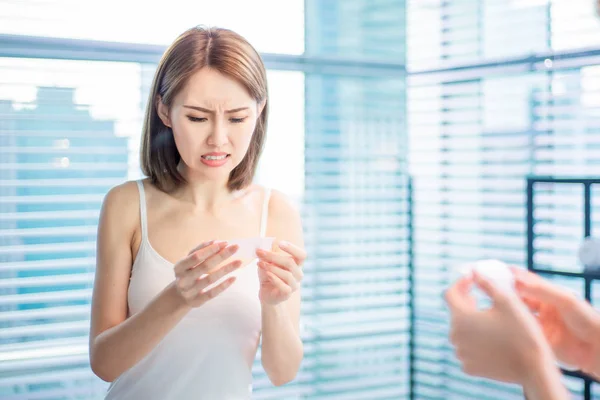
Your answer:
[140,26,269,191]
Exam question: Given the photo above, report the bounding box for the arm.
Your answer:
[89,182,191,382]
[260,190,304,386]
[523,355,571,400]
[261,295,302,386]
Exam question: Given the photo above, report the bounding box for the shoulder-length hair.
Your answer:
[140,26,269,191]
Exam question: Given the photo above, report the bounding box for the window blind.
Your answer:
[0,1,410,399]
[408,0,600,398]
[0,57,308,400]
[0,60,130,399]
[300,2,410,398]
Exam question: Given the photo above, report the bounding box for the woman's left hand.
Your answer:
[256,241,305,305]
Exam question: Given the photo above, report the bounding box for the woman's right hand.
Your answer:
[446,272,571,399]
[172,241,242,308]
[513,267,600,378]
[445,272,554,384]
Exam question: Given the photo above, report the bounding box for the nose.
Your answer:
[207,119,228,147]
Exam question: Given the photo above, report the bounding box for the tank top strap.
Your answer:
[259,188,271,237]
[135,180,148,241]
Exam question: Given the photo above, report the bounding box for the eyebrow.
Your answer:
[183,105,249,114]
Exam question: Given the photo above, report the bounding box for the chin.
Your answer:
[198,164,236,179]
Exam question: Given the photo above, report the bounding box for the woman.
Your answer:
[89,26,305,399]
[446,267,600,399]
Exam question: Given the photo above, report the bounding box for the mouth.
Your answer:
[201,154,230,161]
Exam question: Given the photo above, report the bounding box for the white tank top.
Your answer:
[104,180,269,400]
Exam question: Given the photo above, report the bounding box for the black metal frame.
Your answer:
[526,176,600,399]
[407,177,415,400]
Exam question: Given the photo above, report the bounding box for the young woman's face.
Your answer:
[159,67,264,183]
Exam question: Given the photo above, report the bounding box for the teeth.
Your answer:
[204,155,227,160]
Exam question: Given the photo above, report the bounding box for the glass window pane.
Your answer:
[0,56,308,399]
[0,57,137,398]
[306,0,406,62]
[0,0,304,55]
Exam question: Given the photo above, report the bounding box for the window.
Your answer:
[0,58,135,399]
[0,0,304,55]
[0,1,410,399]
[408,0,600,398]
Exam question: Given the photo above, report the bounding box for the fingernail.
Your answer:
[279,241,289,248]
[215,241,228,247]
[256,249,266,256]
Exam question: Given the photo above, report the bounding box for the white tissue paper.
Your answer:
[200,237,275,293]
[227,237,275,260]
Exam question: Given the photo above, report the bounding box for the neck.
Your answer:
[174,165,240,214]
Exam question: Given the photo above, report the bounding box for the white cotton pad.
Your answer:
[227,237,275,260]
[457,259,515,293]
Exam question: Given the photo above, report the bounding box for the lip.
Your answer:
[200,153,230,168]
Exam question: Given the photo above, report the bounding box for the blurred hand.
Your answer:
[513,267,600,378]
[445,272,555,384]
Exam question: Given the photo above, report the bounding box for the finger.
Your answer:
[257,250,298,273]
[175,242,228,275]
[196,276,237,303]
[259,261,298,291]
[262,258,303,282]
[291,265,304,282]
[472,271,508,303]
[197,260,243,289]
[514,271,576,309]
[200,244,240,272]
[187,240,216,256]
[180,259,242,291]
[277,241,307,264]
[515,272,600,339]
[444,276,475,314]
[520,295,542,313]
[509,265,527,277]
[561,298,600,340]
[511,266,538,289]
[265,270,292,295]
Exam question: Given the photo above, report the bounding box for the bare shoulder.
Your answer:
[268,189,301,220]
[265,188,304,245]
[103,180,140,204]
[100,180,142,233]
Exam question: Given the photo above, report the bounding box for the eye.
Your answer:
[230,117,247,124]
[187,116,207,123]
